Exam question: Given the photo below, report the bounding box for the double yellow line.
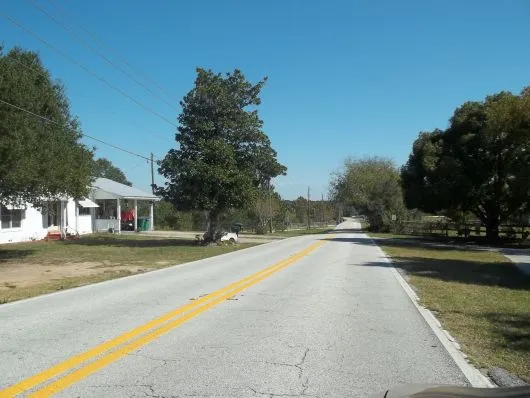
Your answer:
[1,239,327,397]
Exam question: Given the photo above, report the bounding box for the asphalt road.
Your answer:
[0,219,469,397]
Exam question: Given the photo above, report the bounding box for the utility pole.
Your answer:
[307,186,311,230]
[150,153,155,230]
[150,153,155,194]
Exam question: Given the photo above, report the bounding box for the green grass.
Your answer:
[369,231,530,248]
[368,232,413,240]
[0,234,257,304]
[274,227,334,237]
[373,236,530,382]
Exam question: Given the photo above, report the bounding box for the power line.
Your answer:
[28,0,179,113]
[0,12,178,129]
[0,98,158,162]
[3,55,175,145]
[46,0,178,104]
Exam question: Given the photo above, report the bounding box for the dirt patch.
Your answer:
[0,236,259,303]
[0,262,146,290]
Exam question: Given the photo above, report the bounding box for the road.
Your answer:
[0,219,470,397]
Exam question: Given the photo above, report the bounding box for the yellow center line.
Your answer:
[1,238,329,397]
[29,240,326,397]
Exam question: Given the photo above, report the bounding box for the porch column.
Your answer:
[117,198,121,234]
[134,199,138,231]
[75,200,79,235]
[60,201,65,237]
[149,201,154,231]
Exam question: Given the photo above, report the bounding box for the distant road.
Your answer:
[0,219,469,397]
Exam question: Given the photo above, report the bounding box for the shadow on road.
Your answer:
[323,234,493,252]
[331,228,364,234]
[321,234,530,290]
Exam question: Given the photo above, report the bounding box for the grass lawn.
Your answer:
[370,231,530,249]
[0,234,257,304]
[372,236,530,382]
[274,227,334,237]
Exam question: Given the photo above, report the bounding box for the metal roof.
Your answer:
[78,198,99,208]
[92,178,159,201]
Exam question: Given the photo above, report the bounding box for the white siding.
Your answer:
[0,204,47,244]
[77,214,92,235]
[0,199,95,245]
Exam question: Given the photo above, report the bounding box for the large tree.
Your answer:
[93,158,132,186]
[0,47,93,205]
[158,68,286,240]
[401,88,530,239]
[330,157,404,231]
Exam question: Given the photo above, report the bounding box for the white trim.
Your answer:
[117,198,121,234]
[4,204,25,210]
[134,199,138,231]
[149,201,154,231]
[368,236,494,388]
[78,198,99,208]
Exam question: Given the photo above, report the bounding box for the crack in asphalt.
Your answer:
[297,348,309,378]
[250,348,318,397]
[248,386,319,398]
[263,347,309,380]
[129,352,180,363]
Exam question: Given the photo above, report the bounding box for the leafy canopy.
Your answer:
[330,157,404,231]
[401,87,530,238]
[158,68,286,232]
[0,46,94,205]
[93,158,132,186]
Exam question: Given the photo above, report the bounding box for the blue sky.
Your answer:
[1,1,529,199]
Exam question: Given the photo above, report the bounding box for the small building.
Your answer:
[0,178,159,244]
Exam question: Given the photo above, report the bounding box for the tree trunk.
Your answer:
[204,210,220,243]
[485,217,500,241]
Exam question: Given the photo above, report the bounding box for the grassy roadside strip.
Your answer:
[0,234,258,304]
[370,235,530,382]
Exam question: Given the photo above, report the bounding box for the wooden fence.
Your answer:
[395,221,529,240]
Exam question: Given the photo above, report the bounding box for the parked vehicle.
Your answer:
[120,220,135,231]
[220,231,238,244]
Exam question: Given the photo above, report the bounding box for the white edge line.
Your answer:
[366,235,495,388]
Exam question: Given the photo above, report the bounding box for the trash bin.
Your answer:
[138,217,149,231]
[231,223,243,234]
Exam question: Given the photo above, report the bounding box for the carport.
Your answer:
[91,178,159,233]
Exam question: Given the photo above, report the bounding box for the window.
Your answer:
[0,206,24,229]
[79,207,91,216]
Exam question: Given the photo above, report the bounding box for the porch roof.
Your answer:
[92,178,159,201]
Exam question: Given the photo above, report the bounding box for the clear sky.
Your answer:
[1,0,529,199]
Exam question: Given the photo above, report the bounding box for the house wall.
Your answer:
[77,215,92,235]
[0,199,96,245]
[0,204,48,244]
[65,200,93,235]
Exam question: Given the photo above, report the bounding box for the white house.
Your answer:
[0,178,159,244]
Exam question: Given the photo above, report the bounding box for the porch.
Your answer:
[92,178,159,233]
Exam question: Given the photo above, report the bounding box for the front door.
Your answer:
[46,201,62,230]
